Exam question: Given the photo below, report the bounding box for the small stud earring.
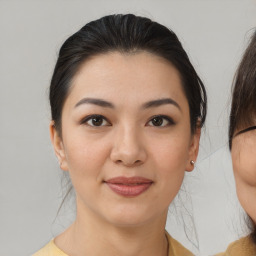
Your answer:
[57,159,62,166]
[190,160,195,165]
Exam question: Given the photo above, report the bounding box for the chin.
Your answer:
[102,205,157,228]
[108,215,152,228]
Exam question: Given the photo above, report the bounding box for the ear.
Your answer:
[185,126,201,172]
[49,121,68,171]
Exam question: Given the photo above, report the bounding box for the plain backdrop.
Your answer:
[1,1,256,255]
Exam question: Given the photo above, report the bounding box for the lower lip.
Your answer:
[106,183,152,197]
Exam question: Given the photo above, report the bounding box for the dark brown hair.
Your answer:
[229,30,256,244]
[49,14,207,135]
[229,31,256,148]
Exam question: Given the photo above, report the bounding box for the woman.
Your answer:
[33,14,206,256]
[218,31,256,255]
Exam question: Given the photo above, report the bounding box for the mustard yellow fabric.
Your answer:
[32,232,193,256]
[167,233,194,256]
[216,236,256,256]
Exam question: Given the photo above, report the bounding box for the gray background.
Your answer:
[1,1,256,255]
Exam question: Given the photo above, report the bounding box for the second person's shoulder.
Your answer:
[216,236,256,256]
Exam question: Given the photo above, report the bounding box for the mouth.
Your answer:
[104,176,153,197]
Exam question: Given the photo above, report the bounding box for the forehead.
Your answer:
[66,51,188,108]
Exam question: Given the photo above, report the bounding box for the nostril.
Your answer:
[114,159,142,167]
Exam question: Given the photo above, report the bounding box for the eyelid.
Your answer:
[80,114,175,127]
[80,114,111,126]
[146,115,175,127]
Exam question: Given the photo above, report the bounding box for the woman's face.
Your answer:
[51,51,200,227]
[232,125,256,223]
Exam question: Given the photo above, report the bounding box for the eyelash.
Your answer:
[80,114,175,127]
[147,115,175,127]
[80,115,111,127]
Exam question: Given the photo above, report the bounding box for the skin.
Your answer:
[50,51,200,256]
[231,127,256,224]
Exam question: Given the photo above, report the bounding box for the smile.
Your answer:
[105,176,153,197]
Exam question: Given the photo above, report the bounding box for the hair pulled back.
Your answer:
[50,14,207,135]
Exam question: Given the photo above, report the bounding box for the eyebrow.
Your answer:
[74,97,181,111]
[142,98,181,110]
[75,98,114,108]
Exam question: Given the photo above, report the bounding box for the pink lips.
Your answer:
[105,176,153,197]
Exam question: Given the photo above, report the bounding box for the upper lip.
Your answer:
[105,176,153,184]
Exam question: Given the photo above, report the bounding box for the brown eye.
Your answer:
[91,116,104,126]
[82,115,110,127]
[147,115,174,127]
[152,117,163,126]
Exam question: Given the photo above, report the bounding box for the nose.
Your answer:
[110,126,147,167]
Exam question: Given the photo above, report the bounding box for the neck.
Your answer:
[55,199,169,256]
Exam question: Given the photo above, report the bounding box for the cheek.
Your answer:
[63,132,110,180]
[149,134,190,187]
[232,145,256,187]
[233,160,256,187]
[147,140,188,208]
[152,131,190,165]
[232,141,256,223]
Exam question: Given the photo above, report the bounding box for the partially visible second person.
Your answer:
[218,30,256,256]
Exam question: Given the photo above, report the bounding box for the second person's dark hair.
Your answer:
[229,31,256,148]
[229,30,256,244]
[50,14,207,135]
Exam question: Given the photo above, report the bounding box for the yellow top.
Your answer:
[216,236,256,256]
[32,232,193,256]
